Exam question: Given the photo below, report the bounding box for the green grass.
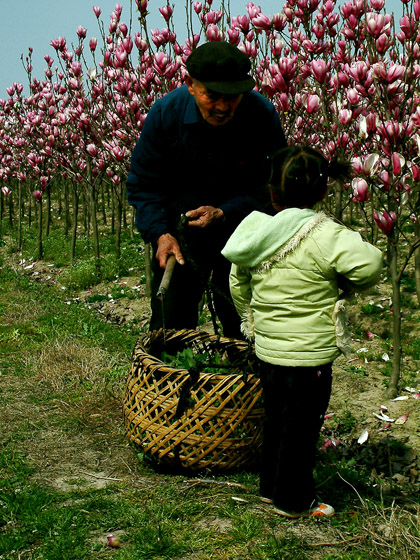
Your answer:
[1,227,420,559]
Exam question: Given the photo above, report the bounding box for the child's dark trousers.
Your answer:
[258,360,333,512]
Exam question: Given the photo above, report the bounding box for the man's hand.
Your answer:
[185,206,225,228]
[156,233,185,268]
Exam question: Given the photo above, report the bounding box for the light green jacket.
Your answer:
[221,208,383,366]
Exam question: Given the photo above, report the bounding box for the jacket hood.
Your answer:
[222,207,322,268]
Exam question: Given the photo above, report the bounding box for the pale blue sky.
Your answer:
[0,0,405,98]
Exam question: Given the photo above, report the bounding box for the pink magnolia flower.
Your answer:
[400,15,415,38]
[379,170,390,191]
[33,190,43,200]
[159,5,173,22]
[153,52,169,73]
[86,144,98,157]
[71,61,82,76]
[89,37,98,52]
[366,13,385,37]
[206,24,223,41]
[247,2,261,19]
[50,37,67,51]
[378,121,401,144]
[1,186,11,196]
[347,88,360,104]
[77,26,87,39]
[272,13,286,31]
[232,15,250,32]
[376,33,391,53]
[252,13,271,30]
[204,10,222,24]
[193,2,202,14]
[227,27,240,45]
[387,64,405,84]
[114,49,128,68]
[134,33,148,51]
[338,108,352,125]
[371,0,385,9]
[392,152,405,175]
[119,23,128,37]
[415,0,420,20]
[271,39,283,57]
[93,6,101,17]
[408,162,420,182]
[311,59,328,82]
[374,210,397,233]
[136,0,148,15]
[351,157,363,174]
[306,94,320,114]
[352,178,370,201]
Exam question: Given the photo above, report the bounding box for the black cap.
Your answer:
[186,41,255,95]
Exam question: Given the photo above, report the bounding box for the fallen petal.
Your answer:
[395,413,409,425]
[358,428,369,444]
[413,393,420,399]
[324,413,335,419]
[382,353,390,361]
[107,534,121,548]
[404,386,417,393]
[373,412,395,422]
[392,396,409,401]
[380,404,388,412]
[380,423,392,430]
[365,330,375,340]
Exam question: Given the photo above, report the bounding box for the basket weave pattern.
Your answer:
[123,329,264,472]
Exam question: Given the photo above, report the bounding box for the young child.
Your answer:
[221,146,382,518]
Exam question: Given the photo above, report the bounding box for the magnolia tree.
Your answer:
[1,0,420,394]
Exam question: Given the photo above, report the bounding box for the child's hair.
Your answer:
[268,145,353,208]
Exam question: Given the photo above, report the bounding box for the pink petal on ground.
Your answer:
[395,413,409,425]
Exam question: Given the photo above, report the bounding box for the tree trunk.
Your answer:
[85,159,100,270]
[101,182,107,225]
[415,220,420,304]
[334,182,343,222]
[46,185,52,236]
[37,199,43,260]
[144,242,152,298]
[386,237,401,398]
[71,187,79,264]
[111,190,115,235]
[0,189,3,240]
[18,182,23,251]
[115,187,122,260]
[64,180,70,237]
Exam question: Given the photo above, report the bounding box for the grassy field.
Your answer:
[1,226,420,560]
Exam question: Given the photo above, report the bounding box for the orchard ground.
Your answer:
[1,240,420,559]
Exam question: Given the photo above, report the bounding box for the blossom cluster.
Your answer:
[0,0,420,237]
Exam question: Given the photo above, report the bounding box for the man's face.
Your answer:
[186,77,243,127]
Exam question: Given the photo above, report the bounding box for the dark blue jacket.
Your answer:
[127,85,286,245]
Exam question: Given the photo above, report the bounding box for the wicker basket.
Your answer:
[123,329,264,472]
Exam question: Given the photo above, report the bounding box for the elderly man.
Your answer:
[127,41,286,338]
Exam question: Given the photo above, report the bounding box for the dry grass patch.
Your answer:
[24,335,127,393]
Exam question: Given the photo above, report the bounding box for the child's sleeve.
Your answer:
[229,264,255,339]
[229,264,252,314]
[325,224,383,291]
